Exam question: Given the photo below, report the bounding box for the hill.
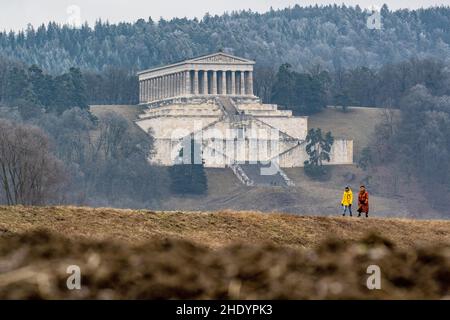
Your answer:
[1,206,449,249]
[0,206,449,299]
[88,105,442,218]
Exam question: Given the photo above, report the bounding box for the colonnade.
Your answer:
[139,70,253,103]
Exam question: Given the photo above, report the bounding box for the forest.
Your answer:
[1,5,450,74]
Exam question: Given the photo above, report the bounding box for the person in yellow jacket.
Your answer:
[341,186,353,217]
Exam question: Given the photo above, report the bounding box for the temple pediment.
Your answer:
[188,53,254,65]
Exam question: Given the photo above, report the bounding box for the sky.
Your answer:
[1,0,449,31]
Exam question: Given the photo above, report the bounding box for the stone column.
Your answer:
[149,79,152,100]
[141,80,145,102]
[248,71,254,95]
[148,79,153,101]
[139,81,142,103]
[167,75,170,98]
[165,75,169,98]
[180,72,183,96]
[174,74,177,97]
[144,80,149,102]
[151,78,155,101]
[221,71,226,94]
[231,71,236,95]
[240,72,245,95]
[173,74,176,97]
[193,71,199,95]
[174,73,178,97]
[202,71,208,94]
[180,73,183,95]
[185,71,191,95]
[212,71,217,95]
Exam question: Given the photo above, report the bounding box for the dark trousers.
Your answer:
[342,205,352,215]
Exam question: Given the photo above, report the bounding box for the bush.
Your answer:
[304,163,330,180]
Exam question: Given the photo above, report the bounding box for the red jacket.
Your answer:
[358,191,369,213]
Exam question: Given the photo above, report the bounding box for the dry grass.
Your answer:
[0,206,449,299]
[308,106,399,157]
[90,105,144,120]
[1,206,448,250]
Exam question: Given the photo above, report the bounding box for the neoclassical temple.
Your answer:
[136,52,353,187]
[138,52,255,103]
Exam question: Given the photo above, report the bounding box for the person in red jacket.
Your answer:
[357,185,369,218]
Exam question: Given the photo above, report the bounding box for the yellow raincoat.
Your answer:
[341,189,353,206]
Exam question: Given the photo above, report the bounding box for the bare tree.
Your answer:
[93,112,153,161]
[0,119,66,205]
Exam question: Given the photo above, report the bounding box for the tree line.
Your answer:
[258,57,450,115]
[0,57,137,116]
[1,5,450,74]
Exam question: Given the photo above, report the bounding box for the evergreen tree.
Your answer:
[271,64,327,115]
[169,139,207,195]
[304,128,334,179]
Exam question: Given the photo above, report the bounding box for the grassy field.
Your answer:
[0,206,449,299]
[308,106,398,157]
[90,104,143,120]
[1,206,448,249]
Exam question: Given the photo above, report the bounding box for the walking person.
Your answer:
[357,185,369,218]
[341,186,353,216]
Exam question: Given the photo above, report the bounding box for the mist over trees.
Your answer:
[1,5,450,74]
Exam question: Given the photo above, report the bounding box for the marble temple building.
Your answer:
[136,52,353,186]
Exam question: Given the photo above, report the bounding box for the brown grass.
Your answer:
[0,206,449,299]
[308,106,399,157]
[1,206,448,249]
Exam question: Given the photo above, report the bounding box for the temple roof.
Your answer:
[137,52,255,76]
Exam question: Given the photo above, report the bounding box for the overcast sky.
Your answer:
[1,0,449,31]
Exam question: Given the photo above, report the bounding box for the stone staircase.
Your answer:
[217,96,240,116]
[216,97,295,187]
[230,162,294,187]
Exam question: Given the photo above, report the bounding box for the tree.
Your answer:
[304,128,334,179]
[254,65,276,103]
[0,119,66,205]
[169,139,207,195]
[271,64,297,109]
[271,64,327,115]
[52,67,88,113]
[334,90,353,112]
